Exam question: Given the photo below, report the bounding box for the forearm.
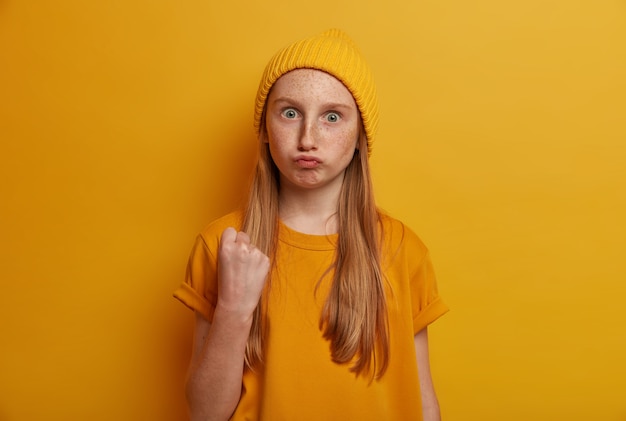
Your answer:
[186,306,253,421]
[421,396,441,421]
[414,329,441,421]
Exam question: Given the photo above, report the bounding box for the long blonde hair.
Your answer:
[242,115,389,379]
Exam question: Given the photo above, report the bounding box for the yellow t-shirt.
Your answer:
[174,211,448,420]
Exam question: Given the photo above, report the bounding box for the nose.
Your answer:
[298,120,318,151]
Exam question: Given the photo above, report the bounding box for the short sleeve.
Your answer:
[173,233,219,322]
[382,216,449,335]
[410,250,449,334]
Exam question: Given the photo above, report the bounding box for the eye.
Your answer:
[281,108,298,119]
[325,112,340,123]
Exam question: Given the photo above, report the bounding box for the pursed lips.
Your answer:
[294,155,321,168]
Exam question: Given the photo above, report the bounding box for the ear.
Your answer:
[259,108,270,144]
[356,126,367,151]
[259,129,269,144]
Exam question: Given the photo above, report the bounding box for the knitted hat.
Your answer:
[253,29,379,153]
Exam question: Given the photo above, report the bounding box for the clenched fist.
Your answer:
[216,227,270,321]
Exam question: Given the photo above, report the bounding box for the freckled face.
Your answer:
[265,69,360,192]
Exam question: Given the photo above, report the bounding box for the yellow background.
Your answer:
[1,0,625,420]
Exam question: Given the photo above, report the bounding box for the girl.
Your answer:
[174,29,448,421]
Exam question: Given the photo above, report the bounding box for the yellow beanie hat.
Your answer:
[253,29,379,153]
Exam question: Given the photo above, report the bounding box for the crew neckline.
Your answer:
[278,220,338,251]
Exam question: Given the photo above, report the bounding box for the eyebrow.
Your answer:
[271,96,355,110]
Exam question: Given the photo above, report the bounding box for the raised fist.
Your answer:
[216,227,270,319]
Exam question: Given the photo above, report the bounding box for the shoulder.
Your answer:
[379,212,429,261]
[200,210,244,234]
[197,210,244,250]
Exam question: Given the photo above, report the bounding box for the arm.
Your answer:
[414,328,441,421]
[185,228,269,421]
[185,310,251,421]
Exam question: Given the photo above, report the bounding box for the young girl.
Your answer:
[174,29,448,421]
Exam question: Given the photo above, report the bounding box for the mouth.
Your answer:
[295,158,320,169]
[294,154,321,168]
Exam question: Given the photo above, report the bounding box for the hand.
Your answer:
[216,227,270,320]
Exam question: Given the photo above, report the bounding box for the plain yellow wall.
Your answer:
[1,1,625,420]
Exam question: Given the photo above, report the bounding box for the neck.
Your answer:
[278,182,342,235]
